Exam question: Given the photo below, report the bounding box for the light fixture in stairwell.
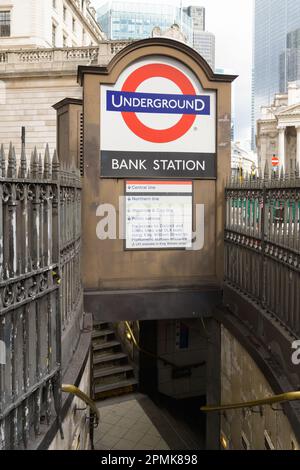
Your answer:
[220,432,229,450]
[126,331,132,341]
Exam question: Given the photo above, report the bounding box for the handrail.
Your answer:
[200,391,300,412]
[61,384,100,425]
[124,321,205,370]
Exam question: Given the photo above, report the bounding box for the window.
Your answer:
[72,17,76,33]
[52,23,56,47]
[0,11,11,37]
[63,34,67,47]
[53,0,56,9]
[63,5,67,22]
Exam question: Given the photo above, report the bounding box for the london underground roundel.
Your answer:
[100,56,217,179]
[120,63,197,143]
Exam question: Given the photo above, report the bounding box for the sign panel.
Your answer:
[272,155,279,167]
[125,181,193,250]
[101,57,216,179]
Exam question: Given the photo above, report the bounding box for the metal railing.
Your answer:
[201,391,300,412]
[225,164,300,338]
[0,142,82,450]
[61,384,99,425]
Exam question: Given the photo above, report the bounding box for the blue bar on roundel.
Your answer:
[106,90,211,116]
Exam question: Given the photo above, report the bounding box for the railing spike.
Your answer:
[29,150,34,177]
[38,153,43,179]
[32,147,38,179]
[44,143,50,179]
[19,142,27,178]
[7,142,17,178]
[52,149,60,180]
[0,143,5,178]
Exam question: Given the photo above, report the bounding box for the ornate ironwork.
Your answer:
[225,166,300,338]
[0,142,82,449]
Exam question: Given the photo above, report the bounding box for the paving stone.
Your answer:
[137,433,162,448]
[106,424,129,439]
[112,438,136,450]
[98,434,120,449]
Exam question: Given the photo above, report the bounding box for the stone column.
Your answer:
[296,126,300,169]
[260,134,268,172]
[278,126,286,170]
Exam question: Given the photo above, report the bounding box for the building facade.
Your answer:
[0,42,129,157]
[256,82,300,172]
[231,141,257,177]
[192,30,215,70]
[0,0,105,49]
[97,2,215,69]
[280,28,300,93]
[183,5,205,31]
[252,0,300,149]
[184,5,215,70]
[97,1,193,44]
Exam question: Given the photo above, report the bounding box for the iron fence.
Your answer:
[0,142,82,449]
[225,164,300,339]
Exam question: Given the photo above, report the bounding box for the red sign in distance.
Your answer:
[272,155,280,167]
[121,64,196,144]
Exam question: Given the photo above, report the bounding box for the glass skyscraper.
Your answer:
[97,1,193,44]
[252,0,300,148]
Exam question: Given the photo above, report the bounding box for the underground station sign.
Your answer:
[100,57,216,179]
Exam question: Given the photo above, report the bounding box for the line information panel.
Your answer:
[125,181,193,250]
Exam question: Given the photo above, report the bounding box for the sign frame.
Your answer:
[123,179,195,252]
[99,56,218,180]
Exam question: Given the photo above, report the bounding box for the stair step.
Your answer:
[93,321,110,330]
[92,329,115,339]
[93,352,128,365]
[94,378,138,395]
[93,340,120,352]
[93,364,133,379]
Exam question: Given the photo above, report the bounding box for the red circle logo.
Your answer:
[121,64,196,143]
[272,155,279,167]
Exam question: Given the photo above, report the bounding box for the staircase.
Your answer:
[92,321,138,400]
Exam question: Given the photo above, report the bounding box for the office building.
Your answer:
[97,1,193,44]
[280,28,300,93]
[252,0,300,148]
[183,5,205,31]
[97,2,215,69]
[184,5,215,69]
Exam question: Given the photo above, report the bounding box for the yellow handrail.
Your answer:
[62,384,100,425]
[201,391,300,412]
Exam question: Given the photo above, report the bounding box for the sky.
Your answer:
[91,0,253,143]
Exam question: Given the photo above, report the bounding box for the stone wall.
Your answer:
[0,43,129,158]
[220,327,299,450]
[0,75,81,158]
[157,319,207,399]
